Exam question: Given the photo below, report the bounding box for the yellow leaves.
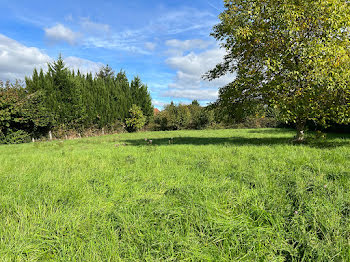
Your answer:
[296,88,302,96]
[335,57,340,68]
[333,53,350,68]
[236,26,253,39]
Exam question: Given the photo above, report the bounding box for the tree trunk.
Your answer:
[295,120,305,142]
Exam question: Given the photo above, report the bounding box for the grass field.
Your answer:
[0,128,349,261]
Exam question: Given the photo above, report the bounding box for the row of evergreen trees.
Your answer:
[26,56,153,129]
[1,56,153,143]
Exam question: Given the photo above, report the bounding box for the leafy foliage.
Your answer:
[1,130,31,144]
[0,80,52,143]
[130,77,153,121]
[1,56,153,143]
[154,101,215,130]
[188,101,215,129]
[206,0,350,139]
[14,56,153,141]
[125,104,146,132]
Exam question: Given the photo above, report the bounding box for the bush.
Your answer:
[176,105,191,129]
[153,111,170,131]
[0,130,5,143]
[191,108,215,130]
[0,130,31,144]
[153,105,191,131]
[125,105,146,132]
[158,103,191,130]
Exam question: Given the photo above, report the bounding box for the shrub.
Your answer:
[153,104,191,131]
[153,111,170,131]
[191,108,215,130]
[125,105,146,132]
[0,130,5,143]
[175,105,191,129]
[161,103,190,130]
[1,130,31,144]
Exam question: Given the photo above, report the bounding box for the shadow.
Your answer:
[323,132,350,140]
[123,136,350,148]
[248,128,350,139]
[247,128,294,134]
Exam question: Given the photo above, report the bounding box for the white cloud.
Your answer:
[145,42,157,51]
[44,24,80,45]
[0,34,51,80]
[83,35,151,55]
[78,8,217,54]
[164,40,235,101]
[0,34,103,81]
[64,56,103,76]
[165,89,219,101]
[65,14,74,22]
[154,8,217,36]
[80,17,110,35]
[42,18,151,54]
[166,39,210,51]
[80,21,151,54]
[152,99,168,108]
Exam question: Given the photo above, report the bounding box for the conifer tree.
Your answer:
[22,57,154,137]
[130,76,153,120]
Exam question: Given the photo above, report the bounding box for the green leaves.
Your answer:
[207,0,350,134]
[125,105,146,132]
[0,82,55,144]
[23,57,153,137]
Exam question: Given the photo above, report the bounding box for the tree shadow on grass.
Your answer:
[123,136,350,148]
[248,128,350,139]
[247,128,295,134]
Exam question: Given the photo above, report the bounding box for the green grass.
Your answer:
[0,128,349,261]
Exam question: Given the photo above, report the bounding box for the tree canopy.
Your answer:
[206,0,350,140]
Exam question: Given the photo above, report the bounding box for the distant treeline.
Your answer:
[152,101,215,130]
[0,56,153,144]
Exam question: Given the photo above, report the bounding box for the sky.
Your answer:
[0,0,233,109]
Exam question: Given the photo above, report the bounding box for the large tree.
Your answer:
[206,0,350,140]
[47,56,87,128]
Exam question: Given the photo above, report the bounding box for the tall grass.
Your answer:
[0,128,349,261]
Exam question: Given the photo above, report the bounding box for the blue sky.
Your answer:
[0,0,233,108]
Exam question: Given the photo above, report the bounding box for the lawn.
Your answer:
[0,128,349,261]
